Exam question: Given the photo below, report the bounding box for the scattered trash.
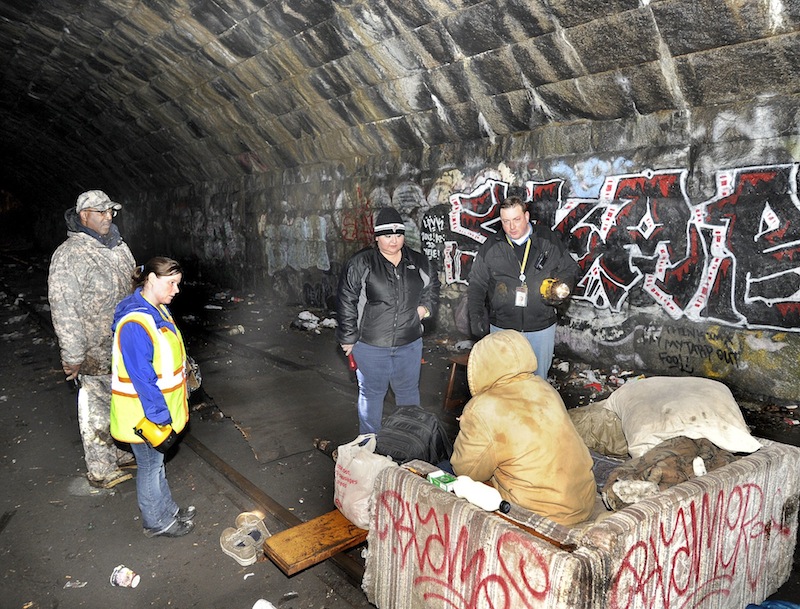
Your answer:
[784,418,799,426]
[453,340,474,351]
[290,310,337,334]
[226,325,245,335]
[204,305,223,310]
[282,591,299,600]
[252,600,278,609]
[110,564,140,588]
[580,369,601,385]
[298,311,319,322]
[692,456,707,476]
[63,580,88,589]
[290,319,320,333]
[243,572,254,580]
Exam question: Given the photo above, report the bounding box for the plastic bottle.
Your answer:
[452,476,511,513]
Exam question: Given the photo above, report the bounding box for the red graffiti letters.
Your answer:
[610,482,790,609]
[374,490,553,608]
[426,163,800,330]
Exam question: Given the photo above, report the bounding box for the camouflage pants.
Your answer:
[77,374,133,481]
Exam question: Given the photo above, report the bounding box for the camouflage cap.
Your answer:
[76,190,122,213]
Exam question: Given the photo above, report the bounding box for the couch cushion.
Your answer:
[602,376,762,458]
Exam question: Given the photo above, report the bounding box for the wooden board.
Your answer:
[263,509,368,576]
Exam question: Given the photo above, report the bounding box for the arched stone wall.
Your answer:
[121,99,800,402]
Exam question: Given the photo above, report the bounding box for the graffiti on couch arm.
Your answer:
[374,489,555,609]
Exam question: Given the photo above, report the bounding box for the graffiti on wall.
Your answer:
[340,185,374,246]
[640,323,744,375]
[260,213,330,276]
[424,163,800,331]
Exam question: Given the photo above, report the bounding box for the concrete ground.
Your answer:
[1,248,798,608]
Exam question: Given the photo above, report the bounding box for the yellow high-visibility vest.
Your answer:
[110,310,188,443]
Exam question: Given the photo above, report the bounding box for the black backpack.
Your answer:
[375,407,453,465]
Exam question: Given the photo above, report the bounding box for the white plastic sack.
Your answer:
[333,434,397,529]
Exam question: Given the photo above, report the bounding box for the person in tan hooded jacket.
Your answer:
[450,329,595,525]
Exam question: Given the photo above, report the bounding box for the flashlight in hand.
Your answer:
[540,278,571,305]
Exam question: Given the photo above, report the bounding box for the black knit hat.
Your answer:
[374,207,405,237]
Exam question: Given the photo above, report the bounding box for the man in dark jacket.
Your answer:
[336,207,440,433]
[467,195,579,380]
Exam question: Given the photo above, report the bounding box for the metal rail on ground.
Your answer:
[183,434,365,585]
[2,267,366,586]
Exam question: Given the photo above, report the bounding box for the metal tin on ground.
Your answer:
[110,564,140,588]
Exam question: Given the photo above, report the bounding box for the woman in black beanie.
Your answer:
[336,207,440,434]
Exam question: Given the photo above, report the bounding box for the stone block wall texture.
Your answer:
[1,0,799,401]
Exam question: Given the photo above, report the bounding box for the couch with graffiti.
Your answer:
[362,438,800,609]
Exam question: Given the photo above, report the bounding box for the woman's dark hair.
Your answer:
[132,256,183,289]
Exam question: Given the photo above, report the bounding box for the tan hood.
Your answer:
[455,329,596,525]
[467,329,538,396]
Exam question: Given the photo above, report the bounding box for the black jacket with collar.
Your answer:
[336,245,440,348]
[467,223,580,336]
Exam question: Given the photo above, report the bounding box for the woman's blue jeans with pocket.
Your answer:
[352,338,422,434]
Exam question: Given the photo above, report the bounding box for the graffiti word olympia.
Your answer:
[435,163,800,331]
[610,482,791,609]
[374,490,554,608]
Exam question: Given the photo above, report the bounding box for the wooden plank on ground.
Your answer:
[263,509,368,576]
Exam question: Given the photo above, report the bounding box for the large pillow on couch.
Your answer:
[602,376,762,459]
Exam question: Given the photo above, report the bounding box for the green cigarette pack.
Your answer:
[427,470,457,492]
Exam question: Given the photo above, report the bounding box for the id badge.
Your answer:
[515,284,528,307]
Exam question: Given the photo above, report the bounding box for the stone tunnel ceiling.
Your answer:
[1,0,798,197]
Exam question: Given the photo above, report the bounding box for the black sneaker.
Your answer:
[144,518,195,538]
[175,506,196,523]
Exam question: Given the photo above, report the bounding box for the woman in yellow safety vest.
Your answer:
[110,257,195,538]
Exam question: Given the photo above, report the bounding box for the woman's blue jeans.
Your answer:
[131,441,179,534]
[352,338,422,434]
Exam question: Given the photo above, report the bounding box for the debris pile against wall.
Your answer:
[290,310,337,334]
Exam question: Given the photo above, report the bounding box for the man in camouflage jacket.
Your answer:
[48,190,136,489]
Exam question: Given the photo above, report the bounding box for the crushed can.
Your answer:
[110,564,140,588]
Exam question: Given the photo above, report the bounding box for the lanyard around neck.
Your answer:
[506,235,531,281]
